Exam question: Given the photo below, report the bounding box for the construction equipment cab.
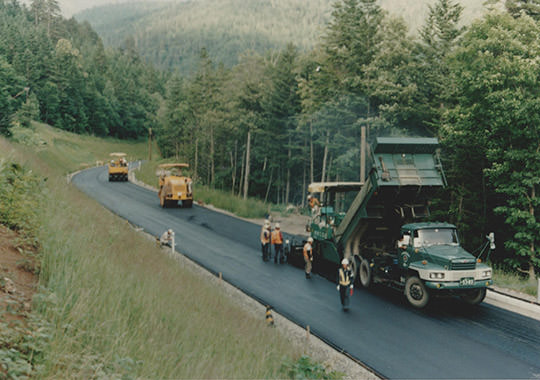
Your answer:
[108,152,128,181]
[157,163,193,208]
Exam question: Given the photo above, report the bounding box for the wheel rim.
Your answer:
[410,283,424,300]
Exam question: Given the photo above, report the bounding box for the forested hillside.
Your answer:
[77,0,335,74]
[76,0,489,74]
[0,0,165,138]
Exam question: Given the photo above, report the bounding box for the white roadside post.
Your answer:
[171,231,175,255]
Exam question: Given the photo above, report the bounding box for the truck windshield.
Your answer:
[414,228,459,247]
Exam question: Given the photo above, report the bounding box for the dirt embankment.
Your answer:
[0,225,38,323]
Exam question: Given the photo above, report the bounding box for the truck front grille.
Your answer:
[450,261,476,270]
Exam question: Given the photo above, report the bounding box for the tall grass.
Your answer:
[1,124,308,378]
[36,176,297,378]
[136,160,271,219]
[492,265,538,298]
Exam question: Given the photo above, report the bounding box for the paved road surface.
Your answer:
[73,167,540,379]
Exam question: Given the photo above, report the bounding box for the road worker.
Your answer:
[397,233,410,250]
[271,223,284,264]
[303,237,314,279]
[160,229,174,247]
[307,194,320,216]
[338,258,354,311]
[260,221,271,261]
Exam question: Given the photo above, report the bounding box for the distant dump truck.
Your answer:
[157,163,193,208]
[289,137,493,308]
[108,152,128,181]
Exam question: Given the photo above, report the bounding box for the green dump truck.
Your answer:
[289,137,493,308]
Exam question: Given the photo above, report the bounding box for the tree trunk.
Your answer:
[529,185,536,279]
[243,130,251,200]
[310,119,314,184]
[321,129,329,182]
[238,147,245,197]
[285,136,291,204]
[265,168,273,204]
[194,136,199,181]
[302,137,307,207]
[210,125,215,187]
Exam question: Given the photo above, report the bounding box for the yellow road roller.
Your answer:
[157,163,193,208]
[108,152,129,181]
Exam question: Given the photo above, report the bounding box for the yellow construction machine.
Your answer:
[157,163,193,208]
[108,152,129,181]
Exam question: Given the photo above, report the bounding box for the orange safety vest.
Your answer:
[303,242,312,261]
[271,230,283,245]
[260,227,270,244]
[309,197,320,208]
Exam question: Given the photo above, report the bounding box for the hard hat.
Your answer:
[275,223,280,229]
[168,229,172,234]
[341,258,349,265]
[307,237,313,243]
[307,195,312,199]
[264,219,270,225]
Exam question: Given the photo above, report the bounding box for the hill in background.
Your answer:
[76,0,490,75]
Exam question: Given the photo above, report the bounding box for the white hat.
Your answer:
[275,223,280,229]
[168,229,173,234]
[341,258,349,265]
[307,237,313,243]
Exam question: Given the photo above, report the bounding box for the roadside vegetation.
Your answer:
[1,125,341,378]
[135,159,289,219]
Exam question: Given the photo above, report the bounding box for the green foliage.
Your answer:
[0,159,44,239]
[76,0,335,75]
[0,316,52,379]
[445,12,540,277]
[281,355,344,380]
[0,1,164,139]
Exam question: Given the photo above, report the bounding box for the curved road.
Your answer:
[72,167,540,379]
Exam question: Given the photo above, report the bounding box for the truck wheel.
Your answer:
[183,200,193,208]
[460,288,486,305]
[359,257,372,288]
[405,276,429,308]
[108,175,112,182]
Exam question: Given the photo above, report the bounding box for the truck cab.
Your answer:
[397,223,492,307]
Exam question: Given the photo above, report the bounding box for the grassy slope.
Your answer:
[1,123,307,378]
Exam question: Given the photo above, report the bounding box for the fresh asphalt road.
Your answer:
[72,167,540,379]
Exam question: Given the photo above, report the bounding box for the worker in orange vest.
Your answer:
[271,223,284,264]
[260,221,271,261]
[303,237,314,279]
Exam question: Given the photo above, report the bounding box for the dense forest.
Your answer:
[76,0,487,75]
[1,0,538,278]
[0,0,165,138]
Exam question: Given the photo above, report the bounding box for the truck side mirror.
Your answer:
[487,232,495,250]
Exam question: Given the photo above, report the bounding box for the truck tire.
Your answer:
[359,257,372,288]
[183,199,193,208]
[460,288,486,305]
[405,276,429,308]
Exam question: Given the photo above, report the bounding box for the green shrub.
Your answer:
[0,159,44,242]
[281,355,344,380]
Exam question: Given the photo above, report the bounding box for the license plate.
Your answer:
[460,277,474,286]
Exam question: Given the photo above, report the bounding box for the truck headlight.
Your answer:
[429,272,445,279]
[482,270,492,278]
